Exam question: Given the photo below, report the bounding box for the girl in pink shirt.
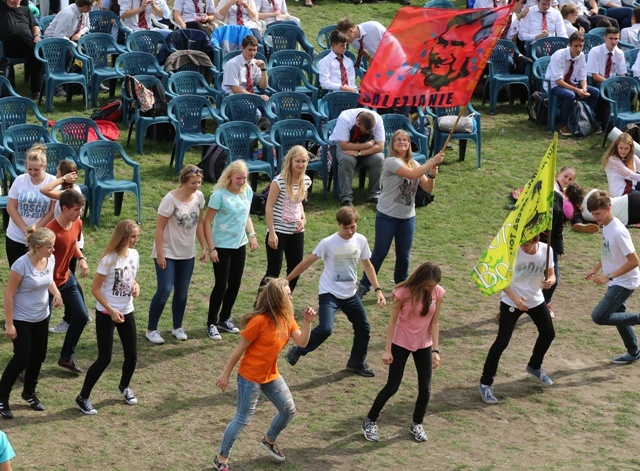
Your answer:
[361,262,444,443]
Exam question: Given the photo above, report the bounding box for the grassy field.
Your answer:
[1,1,640,470]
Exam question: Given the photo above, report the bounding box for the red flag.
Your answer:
[359,5,513,109]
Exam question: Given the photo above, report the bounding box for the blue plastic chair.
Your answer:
[583,33,605,58]
[51,117,108,154]
[77,34,126,107]
[423,0,455,7]
[587,27,608,38]
[38,15,55,34]
[0,77,19,99]
[168,95,222,173]
[601,76,640,145]
[114,52,169,85]
[0,96,48,162]
[211,24,255,69]
[167,71,222,107]
[0,155,18,227]
[270,119,328,198]
[78,140,141,227]
[316,24,338,51]
[42,142,91,215]
[318,91,360,122]
[381,114,428,164]
[529,37,569,61]
[34,38,89,113]
[268,50,315,83]
[2,124,53,174]
[220,93,275,125]
[267,65,318,103]
[263,23,314,58]
[268,91,323,131]
[532,56,562,132]
[322,118,368,200]
[88,10,132,44]
[216,121,275,182]
[0,41,27,84]
[121,75,172,154]
[125,30,170,64]
[482,39,531,115]
[427,104,482,169]
[269,118,325,169]
[625,48,640,76]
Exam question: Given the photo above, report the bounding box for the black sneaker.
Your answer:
[217,319,239,334]
[0,401,13,419]
[285,346,301,366]
[341,200,353,207]
[75,395,97,415]
[260,436,285,461]
[346,362,375,377]
[119,386,138,405]
[58,357,83,374]
[21,392,45,411]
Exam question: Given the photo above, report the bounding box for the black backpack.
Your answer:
[90,99,123,122]
[198,144,227,183]
[567,100,600,137]
[415,187,435,208]
[528,91,548,126]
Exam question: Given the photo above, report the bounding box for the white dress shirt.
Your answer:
[173,0,216,23]
[255,0,288,25]
[318,51,357,92]
[329,108,385,143]
[621,23,640,48]
[217,0,259,30]
[545,46,587,89]
[43,4,89,40]
[586,44,627,78]
[518,5,568,42]
[558,0,589,15]
[352,21,386,58]
[222,52,262,95]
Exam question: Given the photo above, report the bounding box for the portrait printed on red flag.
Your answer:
[359,5,513,109]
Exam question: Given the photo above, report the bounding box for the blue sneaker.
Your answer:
[478,382,498,404]
[525,365,553,385]
[611,351,640,364]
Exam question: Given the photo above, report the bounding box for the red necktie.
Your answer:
[138,5,149,29]
[269,0,279,13]
[354,41,364,69]
[500,14,512,40]
[236,5,245,25]
[605,52,613,78]
[541,11,547,31]
[493,0,497,6]
[337,55,348,86]
[74,13,84,36]
[193,0,201,13]
[564,59,574,83]
[245,63,254,93]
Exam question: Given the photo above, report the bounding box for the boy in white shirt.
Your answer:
[620,6,640,47]
[479,235,556,405]
[317,30,358,94]
[586,26,627,84]
[284,207,386,377]
[586,190,640,364]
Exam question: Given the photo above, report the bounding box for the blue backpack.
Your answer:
[567,101,600,137]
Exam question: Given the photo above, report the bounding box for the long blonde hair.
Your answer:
[602,132,636,170]
[242,278,294,335]
[214,160,249,192]
[280,145,308,201]
[100,219,139,260]
[389,130,417,169]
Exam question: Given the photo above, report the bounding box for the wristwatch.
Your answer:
[607,273,614,281]
[357,150,362,157]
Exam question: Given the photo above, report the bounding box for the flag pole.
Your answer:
[544,227,552,282]
[439,106,466,155]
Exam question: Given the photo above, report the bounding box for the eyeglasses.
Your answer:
[394,138,410,143]
[190,168,203,175]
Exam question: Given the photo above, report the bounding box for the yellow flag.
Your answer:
[471,134,557,296]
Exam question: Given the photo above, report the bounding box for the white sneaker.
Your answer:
[119,386,138,405]
[145,330,165,344]
[172,327,188,341]
[49,320,69,333]
[207,324,222,340]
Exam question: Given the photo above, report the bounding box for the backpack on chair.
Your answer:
[567,100,600,137]
[124,75,172,143]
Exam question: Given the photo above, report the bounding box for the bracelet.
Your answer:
[248,232,257,238]
[79,256,87,262]
[209,248,216,253]
[374,287,382,292]
[432,349,440,354]
[260,68,267,71]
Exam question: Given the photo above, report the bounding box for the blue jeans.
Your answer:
[297,293,370,367]
[58,275,89,360]
[360,211,415,290]
[148,258,195,330]
[550,85,599,126]
[591,285,640,354]
[219,374,295,458]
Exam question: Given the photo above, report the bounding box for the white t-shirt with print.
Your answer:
[152,190,205,260]
[95,249,140,315]
[501,242,554,309]
[601,217,640,290]
[7,173,57,244]
[313,232,371,299]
